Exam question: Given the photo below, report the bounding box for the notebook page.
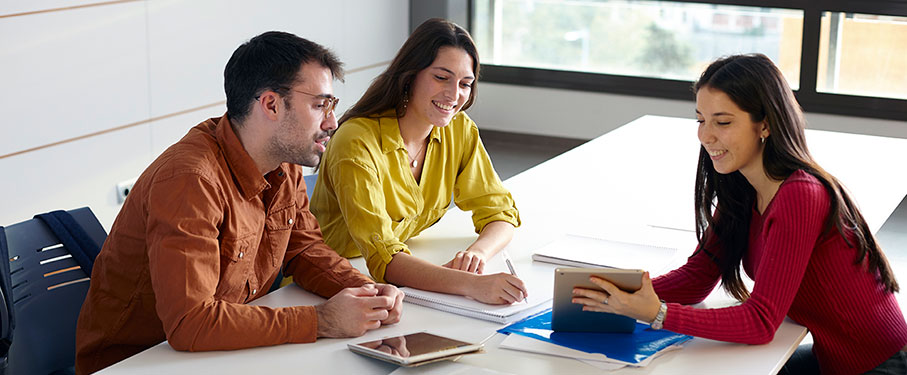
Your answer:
[398,253,552,324]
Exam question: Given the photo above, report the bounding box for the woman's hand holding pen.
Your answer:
[466,272,528,305]
[445,247,527,304]
[571,271,662,323]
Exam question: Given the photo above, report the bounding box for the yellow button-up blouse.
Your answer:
[311,110,520,282]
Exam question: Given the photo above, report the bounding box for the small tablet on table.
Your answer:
[552,267,644,333]
[348,332,483,366]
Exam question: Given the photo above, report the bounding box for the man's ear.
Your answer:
[256,91,281,121]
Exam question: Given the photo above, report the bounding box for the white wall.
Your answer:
[469,82,907,140]
[0,0,409,230]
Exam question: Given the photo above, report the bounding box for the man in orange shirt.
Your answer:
[75,31,404,374]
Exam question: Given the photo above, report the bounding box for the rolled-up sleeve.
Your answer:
[454,121,521,233]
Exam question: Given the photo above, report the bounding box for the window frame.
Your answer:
[470,0,907,122]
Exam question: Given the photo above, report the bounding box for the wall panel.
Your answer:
[0,1,149,156]
[0,125,151,229]
[0,0,116,16]
[339,0,408,69]
[0,0,410,230]
[149,104,225,157]
[338,65,388,114]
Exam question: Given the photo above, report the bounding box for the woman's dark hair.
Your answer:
[338,18,479,124]
[224,31,343,125]
[692,53,898,300]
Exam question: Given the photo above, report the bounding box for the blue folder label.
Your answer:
[498,308,692,364]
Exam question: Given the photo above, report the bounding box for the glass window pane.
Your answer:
[473,0,803,89]
[817,12,907,100]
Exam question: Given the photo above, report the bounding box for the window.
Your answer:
[474,1,803,87]
[818,12,907,100]
[471,1,907,121]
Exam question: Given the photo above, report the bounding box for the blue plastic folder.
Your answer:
[498,308,692,364]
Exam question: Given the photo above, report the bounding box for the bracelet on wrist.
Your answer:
[650,300,668,330]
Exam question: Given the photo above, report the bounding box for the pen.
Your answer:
[502,251,527,303]
[502,250,518,277]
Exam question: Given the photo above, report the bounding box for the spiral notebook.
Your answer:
[398,255,552,324]
[399,286,551,324]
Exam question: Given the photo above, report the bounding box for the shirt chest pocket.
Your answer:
[216,235,255,302]
[266,205,297,232]
[265,206,297,239]
[264,205,297,267]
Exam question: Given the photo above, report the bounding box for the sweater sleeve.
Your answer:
[652,239,722,305]
[661,180,829,344]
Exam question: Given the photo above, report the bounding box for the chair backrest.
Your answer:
[303,174,318,198]
[0,207,106,375]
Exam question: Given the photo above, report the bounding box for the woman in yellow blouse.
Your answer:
[310,18,525,305]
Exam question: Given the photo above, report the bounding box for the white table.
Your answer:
[99,115,907,374]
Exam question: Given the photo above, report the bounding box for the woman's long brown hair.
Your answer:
[692,54,898,301]
[338,18,480,125]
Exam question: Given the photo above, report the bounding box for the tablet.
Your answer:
[552,267,644,333]
[348,332,483,366]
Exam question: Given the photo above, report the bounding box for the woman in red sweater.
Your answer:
[572,54,907,374]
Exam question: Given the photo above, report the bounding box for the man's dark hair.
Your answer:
[224,31,343,125]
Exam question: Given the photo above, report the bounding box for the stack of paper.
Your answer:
[532,234,677,274]
[497,309,691,370]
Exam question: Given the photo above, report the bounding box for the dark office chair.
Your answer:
[0,207,106,375]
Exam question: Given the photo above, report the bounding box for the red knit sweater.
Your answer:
[653,170,907,374]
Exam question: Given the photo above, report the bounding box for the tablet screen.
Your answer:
[348,332,482,365]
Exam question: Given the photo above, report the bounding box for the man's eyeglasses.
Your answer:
[292,89,339,118]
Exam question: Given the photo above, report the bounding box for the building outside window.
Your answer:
[472,0,907,120]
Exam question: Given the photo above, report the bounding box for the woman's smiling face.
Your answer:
[696,85,769,176]
[403,46,475,128]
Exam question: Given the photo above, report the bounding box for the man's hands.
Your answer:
[315,284,404,338]
[374,283,404,324]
